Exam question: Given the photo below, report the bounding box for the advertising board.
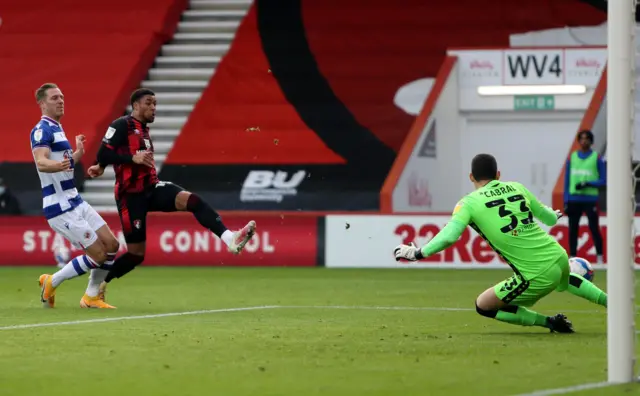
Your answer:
[326,215,630,269]
[0,214,318,266]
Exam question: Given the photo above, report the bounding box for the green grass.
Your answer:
[0,267,637,396]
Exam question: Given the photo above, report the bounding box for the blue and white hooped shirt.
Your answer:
[30,116,82,219]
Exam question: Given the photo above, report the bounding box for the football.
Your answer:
[53,244,70,269]
[569,257,594,282]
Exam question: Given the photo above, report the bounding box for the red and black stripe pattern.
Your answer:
[114,116,158,199]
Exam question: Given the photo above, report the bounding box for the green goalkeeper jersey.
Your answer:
[428,180,564,279]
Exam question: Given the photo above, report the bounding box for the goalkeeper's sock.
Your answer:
[51,255,98,287]
[496,305,551,328]
[567,273,607,307]
[477,304,550,328]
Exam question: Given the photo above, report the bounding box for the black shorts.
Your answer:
[116,181,185,243]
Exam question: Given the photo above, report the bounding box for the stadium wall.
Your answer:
[380,56,459,213]
[384,47,606,214]
[0,213,637,269]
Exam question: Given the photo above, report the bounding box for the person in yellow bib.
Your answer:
[563,130,606,264]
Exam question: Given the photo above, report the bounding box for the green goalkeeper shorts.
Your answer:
[493,254,570,307]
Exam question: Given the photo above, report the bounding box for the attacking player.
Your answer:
[394,154,608,333]
[87,88,256,299]
[31,83,120,309]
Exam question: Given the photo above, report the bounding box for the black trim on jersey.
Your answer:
[468,222,532,302]
[569,273,584,288]
[471,219,532,303]
[469,221,523,277]
[501,277,530,304]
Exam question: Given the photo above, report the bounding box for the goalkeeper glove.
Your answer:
[394,242,424,262]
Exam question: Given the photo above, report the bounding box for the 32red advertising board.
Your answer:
[325,215,639,269]
[0,213,318,266]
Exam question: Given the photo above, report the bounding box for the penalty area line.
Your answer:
[281,305,605,314]
[513,381,625,396]
[0,305,279,331]
[282,305,476,312]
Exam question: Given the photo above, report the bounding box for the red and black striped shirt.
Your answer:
[97,115,158,199]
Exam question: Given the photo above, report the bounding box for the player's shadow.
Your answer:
[467,331,605,338]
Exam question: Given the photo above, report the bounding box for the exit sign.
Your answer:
[514,95,555,111]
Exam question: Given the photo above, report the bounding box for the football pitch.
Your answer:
[0,267,638,396]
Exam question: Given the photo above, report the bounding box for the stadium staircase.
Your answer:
[84,0,252,213]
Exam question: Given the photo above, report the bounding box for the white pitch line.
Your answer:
[512,381,620,396]
[281,305,606,314]
[0,305,612,331]
[282,305,476,312]
[0,305,279,331]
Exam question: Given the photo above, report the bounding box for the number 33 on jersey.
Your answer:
[451,181,565,279]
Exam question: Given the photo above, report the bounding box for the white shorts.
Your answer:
[47,201,107,250]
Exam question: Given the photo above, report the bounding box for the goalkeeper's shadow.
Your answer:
[464,331,605,338]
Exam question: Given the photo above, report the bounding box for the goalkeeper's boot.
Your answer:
[38,274,56,308]
[228,220,257,254]
[547,313,574,333]
[80,293,116,309]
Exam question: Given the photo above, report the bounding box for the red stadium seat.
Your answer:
[0,0,187,163]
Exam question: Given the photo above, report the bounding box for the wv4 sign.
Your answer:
[451,48,607,88]
[505,50,562,85]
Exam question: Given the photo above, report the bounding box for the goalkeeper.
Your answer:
[394,154,608,333]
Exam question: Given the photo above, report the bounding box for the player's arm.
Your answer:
[522,185,561,226]
[33,147,70,173]
[419,220,467,258]
[419,202,470,257]
[96,119,133,167]
[72,134,86,163]
[394,201,471,261]
[96,120,153,168]
[31,128,69,173]
[72,150,83,163]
